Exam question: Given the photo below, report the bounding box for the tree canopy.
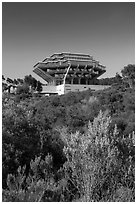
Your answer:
[121,64,135,88]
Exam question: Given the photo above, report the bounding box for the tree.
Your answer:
[17,78,24,85]
[115,72,122,84]
[2,83,8,92]
[36,81,42,92]
[24,75,33,85]
[6,78,13,84]
[16,84,30,95]
[2,75,5,81]
[121,64,135,88]
[24,75,39,91]
[13,79,18,85]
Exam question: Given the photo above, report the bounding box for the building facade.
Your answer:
[33,53,109,95]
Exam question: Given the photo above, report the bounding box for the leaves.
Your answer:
[2,66,135,201]
[121,64,135,88]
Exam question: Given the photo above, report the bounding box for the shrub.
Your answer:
[59,111,135,201]
[2,90,135,201]
[16,84,30,95]
[2,155,56,202]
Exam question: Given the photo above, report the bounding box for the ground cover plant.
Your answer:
[2,64,135,201]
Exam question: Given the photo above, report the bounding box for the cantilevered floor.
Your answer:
[33,53,106,86]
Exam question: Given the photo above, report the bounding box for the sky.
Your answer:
[2,2,135,80]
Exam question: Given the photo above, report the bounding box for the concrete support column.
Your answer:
[71,78,74,84]
[86,78,88,85]
[78,77,81,84]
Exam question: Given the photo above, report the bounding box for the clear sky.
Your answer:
[2,2,135,80]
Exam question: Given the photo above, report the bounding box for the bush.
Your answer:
[58,111,135,201]
[3,111,135,201]
[2,155,56,202]
[2,77,135,201]
[16,84,30,95]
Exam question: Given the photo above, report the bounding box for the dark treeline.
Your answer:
[2,74,43,94]
[2,64,135,201]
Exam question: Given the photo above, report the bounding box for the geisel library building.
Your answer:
[33,53,110,95]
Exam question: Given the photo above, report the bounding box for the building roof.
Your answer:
[50,52,91,57]
[34,53,95,67]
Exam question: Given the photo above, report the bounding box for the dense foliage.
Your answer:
[2,65,135,201]
[2,74,43,93]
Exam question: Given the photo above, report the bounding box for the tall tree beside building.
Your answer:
[121,64,135,88]
[36,81,43,92]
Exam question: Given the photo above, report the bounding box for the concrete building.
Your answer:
[33,53,110,95]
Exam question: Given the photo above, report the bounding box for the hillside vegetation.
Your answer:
[2,64,135,201]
